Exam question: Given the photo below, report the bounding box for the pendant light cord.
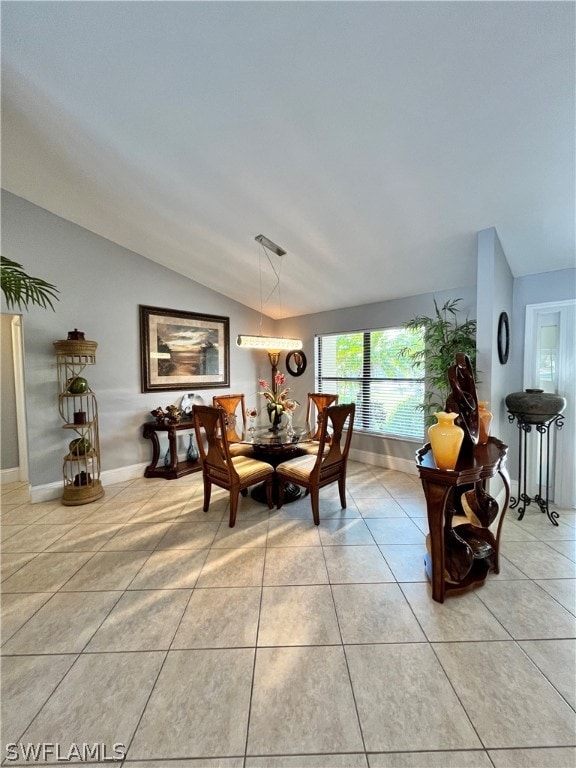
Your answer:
[257,242,284,324]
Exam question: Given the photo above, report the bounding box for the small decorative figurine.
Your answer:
[166,405,182,423]
[150,407,166,424]
[73,471,92,486]
[445,353,479,447]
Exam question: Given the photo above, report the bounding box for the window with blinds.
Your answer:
[314,327,425,440]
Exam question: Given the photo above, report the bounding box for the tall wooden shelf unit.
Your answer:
[54,339,104,505]
[416,437,510,603]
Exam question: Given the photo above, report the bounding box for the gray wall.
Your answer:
[280,286,477,467]
[3,189,574,495]
[513,270,576,332]
[1,190,477,490]
[506,268,576,491]
[507,270,576,418]
[1,191,277,491]
[476,227,515,446]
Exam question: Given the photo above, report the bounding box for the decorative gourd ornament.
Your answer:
[69,437,91,456]
[67,376,89,394]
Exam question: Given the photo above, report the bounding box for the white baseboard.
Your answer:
[30,480,62,504]
[27,455,418,504]
[349,447,417,475]
[14,456,521,510]
[100,462,150,486]
[29,463,149,504]
[348,452,517,506]
[0,467,27,484]
[27,456,424,504]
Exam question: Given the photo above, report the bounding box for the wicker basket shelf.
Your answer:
[55,339,103,506]
[53,339,98,356]
[62,479,104,506]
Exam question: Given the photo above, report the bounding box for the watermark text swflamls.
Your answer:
[4,742,126,762]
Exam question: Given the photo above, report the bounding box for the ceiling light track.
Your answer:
[254,234,286,257]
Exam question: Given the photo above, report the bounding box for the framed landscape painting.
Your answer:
[139,305,230,392]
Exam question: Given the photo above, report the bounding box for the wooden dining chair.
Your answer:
[193,405,275,527]
[212,393,253,457]
[303,392,339,455]
[276,403,355,525]
[306,393,339,440]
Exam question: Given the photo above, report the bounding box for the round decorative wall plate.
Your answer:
[180,392,194,417]
[286,350,307,377]
[497,312,510,365]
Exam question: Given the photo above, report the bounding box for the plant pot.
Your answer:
[267,404,283,432]
[505,389,566,424]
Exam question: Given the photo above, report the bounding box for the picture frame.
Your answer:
[139,305,230,392]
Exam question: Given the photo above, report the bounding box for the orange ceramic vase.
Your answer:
[478,401,493,445]
[428,411,464,471]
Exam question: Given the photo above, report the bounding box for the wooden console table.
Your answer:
[142,420,201,480]
[416,437,510,602]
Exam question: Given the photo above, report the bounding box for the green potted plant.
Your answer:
[1,256,59,311]
[400,298,478,426]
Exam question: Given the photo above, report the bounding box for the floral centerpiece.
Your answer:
[258,373,299,432]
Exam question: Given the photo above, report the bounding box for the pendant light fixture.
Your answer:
[236,235,303,353]
[236,335,302,351]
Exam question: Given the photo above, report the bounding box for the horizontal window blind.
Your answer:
[315,328,424,440]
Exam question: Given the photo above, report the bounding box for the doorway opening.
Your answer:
[0,313,28,485]
[524,300,575,509]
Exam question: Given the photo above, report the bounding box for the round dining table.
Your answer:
[233,425,313,503]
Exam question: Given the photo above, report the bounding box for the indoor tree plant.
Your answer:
[1,255,60,311]
[400,298,478,426]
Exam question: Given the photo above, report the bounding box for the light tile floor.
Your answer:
[1,461,575,767]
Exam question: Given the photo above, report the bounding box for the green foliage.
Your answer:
[400,298,477,426]
[371,327,424,377]
[329,328,426,439]
[385,392,424,436]
[1,256,60,311]
[335,333,364,376]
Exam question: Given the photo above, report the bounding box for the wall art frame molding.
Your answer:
[140,304,230,392]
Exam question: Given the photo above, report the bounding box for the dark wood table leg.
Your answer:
[251,478,301,505]
[143,425,162,477]
[422,481,452,603]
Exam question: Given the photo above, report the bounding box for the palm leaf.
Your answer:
[400,298,478,426]
[1,256,60,311]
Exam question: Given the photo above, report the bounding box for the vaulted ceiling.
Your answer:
[2,1,574,318]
